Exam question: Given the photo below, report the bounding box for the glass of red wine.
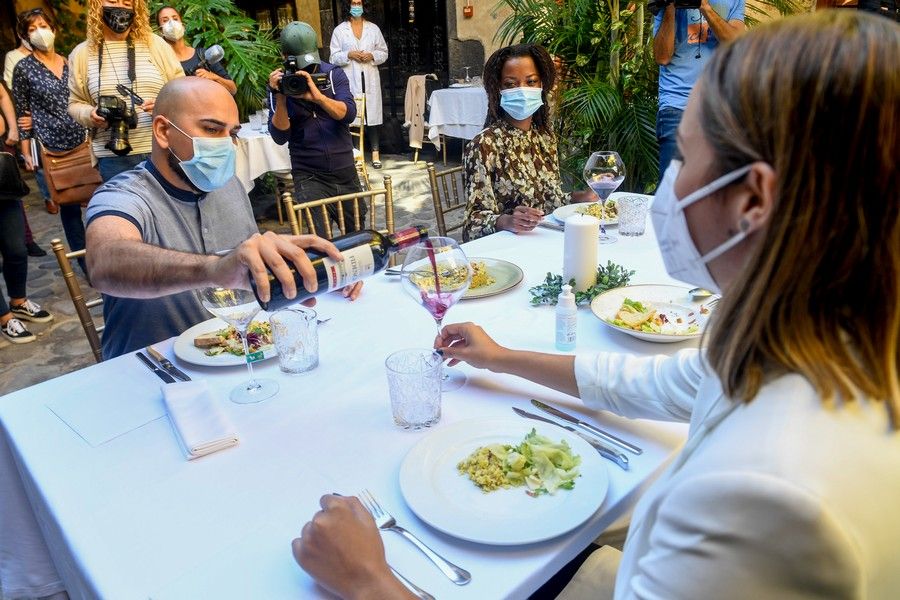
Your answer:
[401,237,473,391]
[583,151,626,244]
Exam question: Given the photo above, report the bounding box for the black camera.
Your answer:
[96,94,138,156]
[648,0,701,16]
[279,56,330,96]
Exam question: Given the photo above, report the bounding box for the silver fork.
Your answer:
[390,566,436,600]
[360,489,472,585]
[703,297,721,311]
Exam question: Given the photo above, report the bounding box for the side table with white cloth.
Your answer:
[427,86,489,151]
[234,126,291,192]
[0,214,696,599]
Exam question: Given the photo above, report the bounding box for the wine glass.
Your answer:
[199,287,280,404]
[401,237,473,391]
[463,66,472,84]
[583,151,626,244]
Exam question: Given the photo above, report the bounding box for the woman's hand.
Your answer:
[498,205,544,234]
[571,189,599,203]
[23,152,35,171]
[140,98,155,114]
[292,495,410,599]
[434,322,507,370]
[90,108,108,128]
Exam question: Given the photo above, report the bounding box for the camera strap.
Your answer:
[96,38,136,104]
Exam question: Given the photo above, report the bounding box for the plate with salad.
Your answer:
[590,284,712,343]
[173,315,277,367]
[399,417,609,545]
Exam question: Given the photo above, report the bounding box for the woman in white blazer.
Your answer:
[291,11,900,599]
[329,0,389,168]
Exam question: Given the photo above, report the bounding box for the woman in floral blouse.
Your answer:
[462,43,593,241]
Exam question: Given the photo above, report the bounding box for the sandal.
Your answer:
[372,160,382,169]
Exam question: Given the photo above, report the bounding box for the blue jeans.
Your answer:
[656,106,684,185]
[34,169,51,201]
[97,153,150,182]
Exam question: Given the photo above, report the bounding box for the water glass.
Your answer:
[256,109,269,131]
[618,195,650,237]
[248,113,261,132]
[270,308,319,374]
[385,349,442,430]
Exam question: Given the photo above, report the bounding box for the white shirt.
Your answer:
[567,349,900,599]
[329,20,388,126]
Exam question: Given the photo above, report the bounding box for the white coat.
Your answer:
[329,20,388,126]
[559,349,900,599]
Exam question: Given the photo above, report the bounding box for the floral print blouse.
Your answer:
[462,120,570,241]
[12,55,85,152]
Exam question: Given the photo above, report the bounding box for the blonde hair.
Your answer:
[86,0,153,50]
[702,11,900,427]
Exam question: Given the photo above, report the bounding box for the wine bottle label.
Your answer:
[323,244,376,291]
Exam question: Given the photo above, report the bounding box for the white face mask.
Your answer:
[161,19,185,42]
[28,28,54,51]
[651,159,752,294]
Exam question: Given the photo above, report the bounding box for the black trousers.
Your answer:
[293,165,367,237]
[0,200,28,315]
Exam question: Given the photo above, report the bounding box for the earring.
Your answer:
[739,218,750,232]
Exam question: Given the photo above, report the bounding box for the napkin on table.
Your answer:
[162,381,239,460]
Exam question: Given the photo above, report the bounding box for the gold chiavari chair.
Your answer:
[427,162,466,237]
[284,174,395,240]
[50,239,104,363]
[350,95,369,187]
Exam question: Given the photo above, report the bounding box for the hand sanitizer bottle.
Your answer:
[555,284,577,351]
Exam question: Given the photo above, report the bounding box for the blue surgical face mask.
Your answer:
[651,159,752,293]
[499,87,544,121]
[165,119,236,192]
[349,6,364,17]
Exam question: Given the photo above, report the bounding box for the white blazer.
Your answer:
[329,21,388,126]
[562,349,900,599]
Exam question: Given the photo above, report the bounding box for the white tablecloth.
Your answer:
[0,222,692,599]
[234,126,291,192]
[427,87,489,148]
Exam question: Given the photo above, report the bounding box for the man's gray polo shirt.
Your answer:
[85,160,258,359]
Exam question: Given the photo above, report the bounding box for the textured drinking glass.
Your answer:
[385,349,442,430]
[618,195,650,236]
[256,109,269,131]
[270,308,319,374]
[248,113,261,132]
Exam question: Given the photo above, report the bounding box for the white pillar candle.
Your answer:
[563,213,599,292]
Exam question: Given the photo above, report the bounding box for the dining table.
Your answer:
[427,86,489,150]
[234,124,291,192]
[0,208,696,599]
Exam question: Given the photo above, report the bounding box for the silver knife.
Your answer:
[537,221,564,231]
[512,407,629,471]
[135,352,176,384]
[531,399,643,455]
[146,346,191,381]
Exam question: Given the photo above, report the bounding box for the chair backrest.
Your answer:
[284,174,395,240]
[50,239,104,363]
[350,95,369,187]
[427,162,466,237]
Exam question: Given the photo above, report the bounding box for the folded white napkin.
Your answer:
[162,381,239,460]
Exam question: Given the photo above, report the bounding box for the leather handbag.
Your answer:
[40,141,103,206]
[0,151,30,201]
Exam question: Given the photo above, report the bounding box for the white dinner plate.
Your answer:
[448,82,474,88]
[590,284,711,343]
[551,199,619,226]
[463,257,524,300]
[399,417,609,545]
[173,315,277,367]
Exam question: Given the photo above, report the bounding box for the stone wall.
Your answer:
[446,0,512,80]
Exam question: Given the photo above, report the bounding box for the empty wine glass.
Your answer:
[463,66,472,83]
[583,151,626,244]
[401,237,473,391]
[199,287,279,404]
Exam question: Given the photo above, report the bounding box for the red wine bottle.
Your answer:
[251,226,429,311]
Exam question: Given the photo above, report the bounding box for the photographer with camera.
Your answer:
[156,6,237,96]
[68,0,183,182]
[652,0,744,181]
[268,21,366,236]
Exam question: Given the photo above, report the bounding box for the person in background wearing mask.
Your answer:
[84,77,361,359]
[462,44,594,242]
[269,21,365,237]
[329,0,389,169]
[156,6,236,95]
[13,8,90,272]
[4,9,56,242]
[68,0,183,182]
[292,12,900,599]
